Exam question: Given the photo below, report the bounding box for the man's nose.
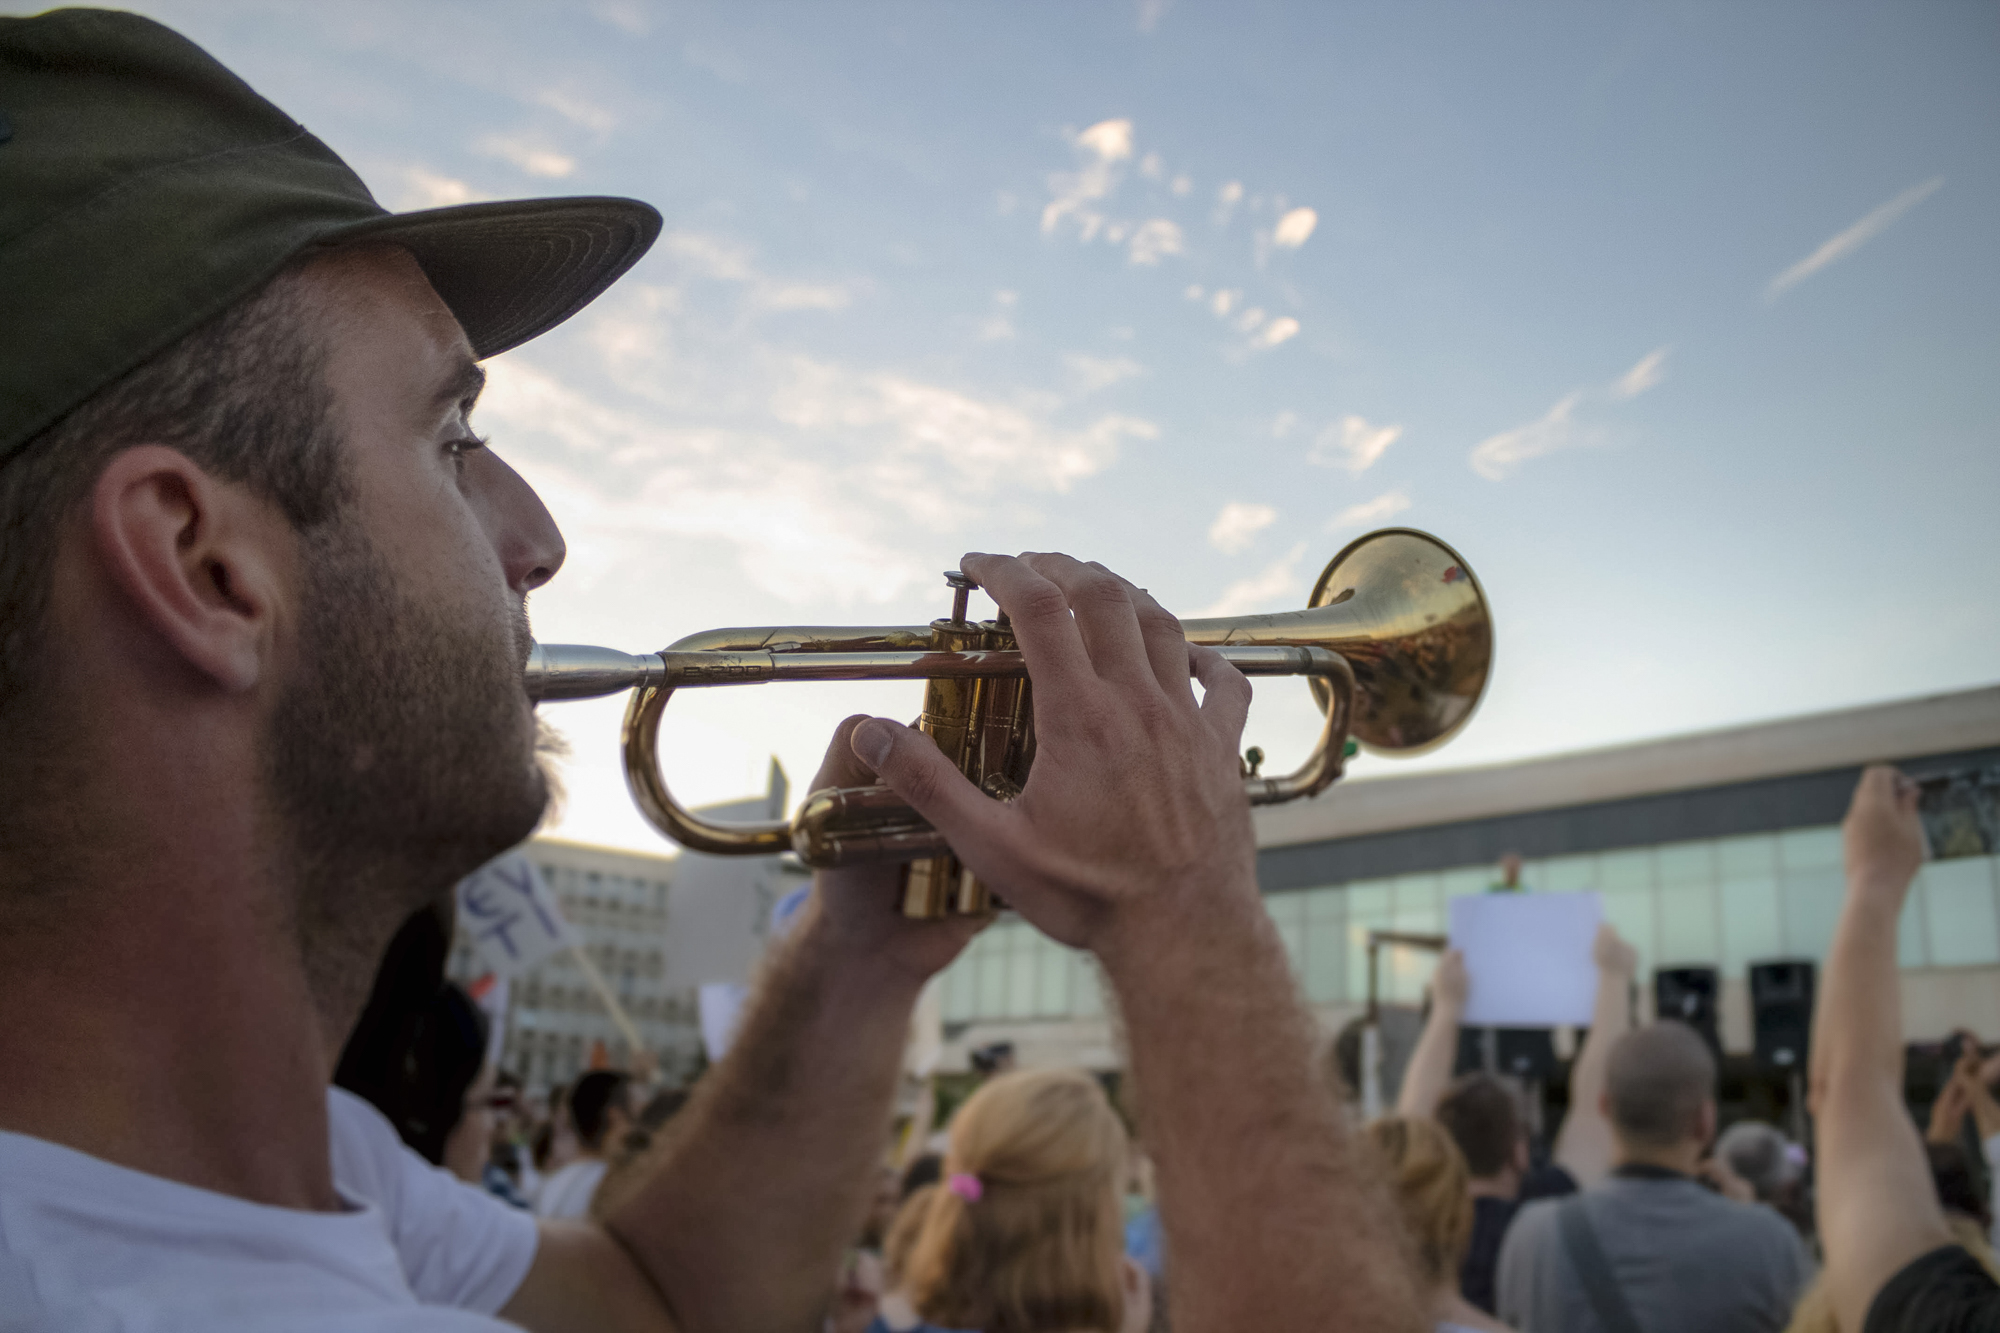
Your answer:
[469,448,566,593]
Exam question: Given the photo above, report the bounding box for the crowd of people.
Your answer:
[2,11,1996,1333]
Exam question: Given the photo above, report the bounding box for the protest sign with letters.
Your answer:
[456,850,577,977]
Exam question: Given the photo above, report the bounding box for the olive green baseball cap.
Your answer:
[0,8,662,466]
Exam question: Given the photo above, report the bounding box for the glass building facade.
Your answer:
[938,835,2000,1026]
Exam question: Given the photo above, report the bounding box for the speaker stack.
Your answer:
[1749,960,1816,1073]
[1654,966,1722,1059]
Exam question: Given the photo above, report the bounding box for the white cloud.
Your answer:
[1065,354,1146,393]
[535,89,617,135]
[1136,0,1170,32]
[1209,501,1278,554]
[1251,316,1300,349]
[1195,542,1308,616]
[1766,177,1945,300]
[1327,490,1412,531]
[475,133,576,178]
[1210,288,1239,316]
[1128,218,1185,265]
[1610,346,1670,400]
[1271,411,1299,439]
[394,166,489,209]
[1215,180,1245,226]
[659,232,852,313]
[978,290,1018,341]
[1139,152,1166,180]
[1469,392,1589,481]
[1042,118,1135,241]
[1183,284,1205,301]
[1236,307,1268,333]
[1171,174,1193,196]
[590,0,648,34]
[1272,206,1318,249]
[1309,415,1402,472]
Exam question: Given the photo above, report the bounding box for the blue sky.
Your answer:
[46,1,1999,852]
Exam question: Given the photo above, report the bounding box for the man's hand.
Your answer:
[1927,1065,1972,1145]
[1592,922,1638,979]
[1432,949,1469,1016]
[809,714,982,984]
[850,552,1256,954]
[1842,765,1926,903]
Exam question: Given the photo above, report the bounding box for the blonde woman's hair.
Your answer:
[883,1183,936,1287]
[904,1068,1129,1333]
[1364,1114,1475,1289]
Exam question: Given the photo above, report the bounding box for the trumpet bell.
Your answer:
[1183,527,1492,756]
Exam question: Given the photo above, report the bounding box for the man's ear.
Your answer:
[90,445,289,693]
[1697,1097,1718,1147]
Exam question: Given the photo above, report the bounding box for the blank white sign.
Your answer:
[1449,891,1602,1027]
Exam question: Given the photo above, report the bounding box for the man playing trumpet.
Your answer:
[0,10,1419,1332]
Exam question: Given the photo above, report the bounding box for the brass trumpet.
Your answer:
[526,527,1492,919]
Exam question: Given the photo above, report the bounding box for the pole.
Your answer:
[571,942,646,1060]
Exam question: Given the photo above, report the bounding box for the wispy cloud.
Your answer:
[1250,317,1300,349]
[1309,415,1401,472]
[475,133,575,178]
[658,232,853,314]
[1195,541,1308,616]
[1609,347,1670,400]
[1209,501,1278,554]
[393,166,489,209]
[1065,354,1146,393]
[1766,177,1945,301]
[1214,180,1244,227]
[978,290,1018,342]
[1128,218,1185,265]
[1271,206,1318,249]
[535,89,617,135]
[1042,118,1133,241]
[1136,0,1170,33]
[480,239,1159,605]
[1328,490,1411,531]
[1469,392,1587,481]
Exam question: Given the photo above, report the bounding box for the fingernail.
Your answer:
[852,720,894,768]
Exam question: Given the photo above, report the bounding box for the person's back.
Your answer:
[1500,1171,1808,1333]
[1495,1023,1811,1333]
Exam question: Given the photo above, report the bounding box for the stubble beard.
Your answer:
[269,513,549,1026]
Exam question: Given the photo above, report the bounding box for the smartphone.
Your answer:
[1917,765,2000,861]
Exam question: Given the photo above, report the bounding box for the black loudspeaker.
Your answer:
[1496,1028,1558,1080]
[1750,960,1816,1073]
[1655,967,1722,1057]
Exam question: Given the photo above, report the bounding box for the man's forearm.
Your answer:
[1396,994,1461,1118]
[1100,884,1422,1333]
[1555,967,1629,1184]
[605,903,921,1333]
[1815,884,1951,1332]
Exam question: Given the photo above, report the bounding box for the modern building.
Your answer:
[447,837,704,1092]
[934,684,2000,1074]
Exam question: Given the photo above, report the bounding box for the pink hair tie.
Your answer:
[946,1172,983,1203]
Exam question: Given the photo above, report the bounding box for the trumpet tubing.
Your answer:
[525,528,1492,919]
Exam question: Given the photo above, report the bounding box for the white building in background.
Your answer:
[448,838,701,1091]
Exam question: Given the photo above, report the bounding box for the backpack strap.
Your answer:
[1556,1196,1647,1333]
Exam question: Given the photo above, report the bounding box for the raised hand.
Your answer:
[851,552,1257,955]
[1432,948,1470,1015]
[1592,922,1639,979]
[1842,765,1926,904]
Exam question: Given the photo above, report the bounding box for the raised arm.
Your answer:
[1397,949,1467,1119]
[1811,766,1952,1333]
[501,718,978,1333]
[858,551,1425,1333]
[1554,924,1637,1187]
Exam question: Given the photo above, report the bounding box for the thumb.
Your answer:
[851,719,1005,849]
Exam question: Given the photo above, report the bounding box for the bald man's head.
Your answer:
[1605,1023,1717,1151]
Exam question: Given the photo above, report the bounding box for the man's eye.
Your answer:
[448,434,490,467]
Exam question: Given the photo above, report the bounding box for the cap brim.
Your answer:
[327,196,662,360]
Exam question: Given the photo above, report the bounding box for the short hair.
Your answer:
[1605,1023,1716,1149]
[1435,1073,1520,1178]
[569,1070,634,1152]
[904,1069,1129,1333]
[0,259,345,738]
[1364,1115,1475,1289]
[1716,1121,1801,1201]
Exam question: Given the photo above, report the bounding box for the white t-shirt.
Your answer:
[532,1159,608,1222]
[0,1087,539,1331]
